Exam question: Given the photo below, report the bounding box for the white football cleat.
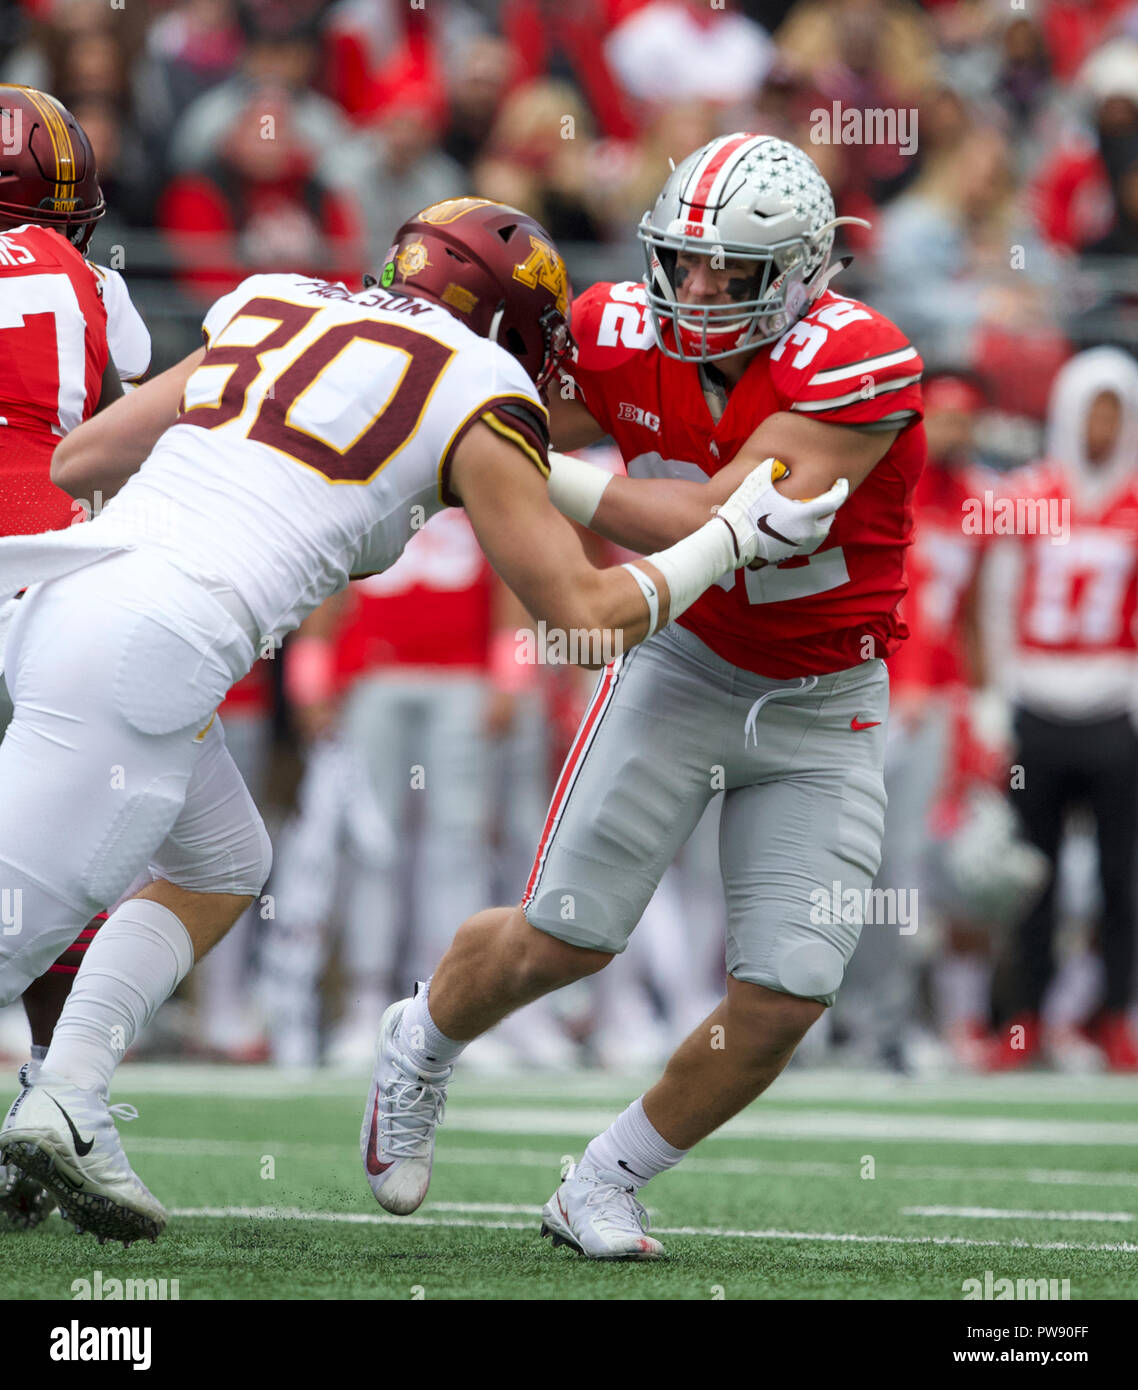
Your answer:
[0,1074,166,1245]
[0,1061,57,1230]
[360,997,452,1215]
[540,1159,666,1260]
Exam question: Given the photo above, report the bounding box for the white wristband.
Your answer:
[622,562,661,635]
[547,450,612,526]
[641,516,738,626]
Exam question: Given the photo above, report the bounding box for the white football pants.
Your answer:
[0,550,271,1006]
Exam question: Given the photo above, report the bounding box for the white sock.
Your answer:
[580,1096,688,1190]
[43,899,194,1093]
[396,980,467,1072]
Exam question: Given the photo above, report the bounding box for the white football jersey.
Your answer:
[97,273,549,644]
[90,262,152,384]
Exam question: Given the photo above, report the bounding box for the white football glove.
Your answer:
[716,458,849,567]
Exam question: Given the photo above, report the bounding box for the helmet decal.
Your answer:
[418,197,499,225]
[512,236,568,316]
[441,282,478,314]
[395,239,431,278]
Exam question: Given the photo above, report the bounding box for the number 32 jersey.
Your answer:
[565,282,926,677]
[109,273,549,644]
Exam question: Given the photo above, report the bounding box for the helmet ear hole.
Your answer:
[503,325,527,357]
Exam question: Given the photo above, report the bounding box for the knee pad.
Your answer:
[82,777,186,909]
[773,939,846,1003]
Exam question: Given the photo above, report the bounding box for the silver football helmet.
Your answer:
[638,132,868,363]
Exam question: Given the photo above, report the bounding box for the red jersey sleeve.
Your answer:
[562,280,655,435]
[768,292,924,429]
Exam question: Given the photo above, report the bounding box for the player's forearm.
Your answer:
[51,348,204,501]
[548,450,715,552]
[568,517,742,665]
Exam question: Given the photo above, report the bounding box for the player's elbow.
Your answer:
[50,423,114,499]
[49,430,93,497]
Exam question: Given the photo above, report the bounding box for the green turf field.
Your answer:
[3,1062,1136,1300]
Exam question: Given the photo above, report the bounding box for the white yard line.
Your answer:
[124,1137,1138,1190]
[422,1106,1138,1146]
[902,1205,1134,1223]
[166,1204,1138,1253]
[109,1062,1138,1106]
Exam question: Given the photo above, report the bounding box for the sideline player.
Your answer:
[0,84,150,1227]
[359,135,926,1258]
[0,197,845,1244]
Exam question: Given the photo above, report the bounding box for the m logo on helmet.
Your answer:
[512,236,568,315]
[418,197,498,225]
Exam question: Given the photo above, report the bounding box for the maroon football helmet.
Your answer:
[0,85,105,253]
[376,198,574,393]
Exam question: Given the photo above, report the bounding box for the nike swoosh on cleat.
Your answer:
[850,716,882,731]
[617,1159,649,1181]
[49,1097,94,1157]
[365,1092,393,1176]
[756,514,794,546]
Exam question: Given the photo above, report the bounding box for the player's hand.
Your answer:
[716,458,849,566]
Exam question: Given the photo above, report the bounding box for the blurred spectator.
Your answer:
[136,0,245,163]
[1041,0,1132,84]
[1086,148,1138,255]
[158,85,364,300]
[605,0,774,113]
[1033,38,1138,254]
[69,95,159,238]
[441,34,512,172]
[776,0,936,102]
[474,79,608,243]
[337,93,468,270]
[873,125,1059,367]
[168,3,349,180]
[502,0,638,140]
[323,0,484,125]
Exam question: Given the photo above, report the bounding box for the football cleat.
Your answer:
[0,1074,166,1245]
[0,1061,57,1229]
[1079,1011,1138,1073]
[360,997,452,1215]
[980,1012,1042,1072]
[540,1159,666,1261]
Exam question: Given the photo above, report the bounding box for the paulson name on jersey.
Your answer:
[565,280,925,678]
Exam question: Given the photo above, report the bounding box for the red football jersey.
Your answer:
[565,281,926,677]
[0,224,109,535]
[1013,463,1138,657]
[888,460,989,693]
[333,509,493,688]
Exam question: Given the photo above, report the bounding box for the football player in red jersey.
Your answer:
[0,85,150,1227]
[985,347,1138,1072]
[360,134,925,1256]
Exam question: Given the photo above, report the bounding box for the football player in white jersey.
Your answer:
[0,83,151,1229]
[0,197,847,1245]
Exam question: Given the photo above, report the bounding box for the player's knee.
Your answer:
[725,975,826,1056]
[507,909,612,991]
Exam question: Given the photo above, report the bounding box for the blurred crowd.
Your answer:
[3,0,1138,1073]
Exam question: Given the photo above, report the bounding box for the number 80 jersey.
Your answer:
[112,273,549,645]
[565,281,927,677]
